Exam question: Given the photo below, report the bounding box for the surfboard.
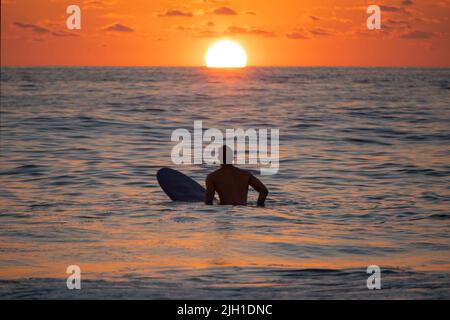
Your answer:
[157,168,205,202]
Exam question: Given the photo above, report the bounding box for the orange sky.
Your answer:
[1,0,449,66]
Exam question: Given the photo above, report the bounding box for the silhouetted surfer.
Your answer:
[205,145,268,206]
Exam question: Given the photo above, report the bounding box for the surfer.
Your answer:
[205,145,268,206]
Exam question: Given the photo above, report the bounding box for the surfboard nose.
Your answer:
[156,168,206,202]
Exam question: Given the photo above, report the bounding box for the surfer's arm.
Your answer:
[249,174,268,207]
[204,176,215,205]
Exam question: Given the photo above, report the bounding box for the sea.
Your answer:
[0,67,449,299]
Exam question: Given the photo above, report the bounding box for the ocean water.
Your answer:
[0,67,449,299]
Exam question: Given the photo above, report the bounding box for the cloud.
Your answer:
[380,5,403,12]
[171,25,199,31]
[400,30,434,39]
[156,9,193,17]
[103,23,134,32]
[244,11,257,15]
[309,15,320,21]
[224,26,276,37]
[83,0,118,10]
[14,21,81,38]
[286,32,309,40]
[310,28,330,36]
[211,6,237,15]
[51,32,79,37]
[285,26,333,39]
[14,22,50,34]
[199,0,230,3]
[402,0,414,5]
[192,30,220,38]
[385,18,411,26]
[384,18,411,30]
[380,5,407,13]
[190,25,276,38]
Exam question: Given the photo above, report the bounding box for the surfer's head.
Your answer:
[218,145,233,165]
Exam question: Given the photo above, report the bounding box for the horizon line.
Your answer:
[2,65,450,68]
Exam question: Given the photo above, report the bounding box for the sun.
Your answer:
[205,40,247,68]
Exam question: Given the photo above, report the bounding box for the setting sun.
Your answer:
[205,40,247,68]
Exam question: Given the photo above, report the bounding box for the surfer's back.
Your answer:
[205,165,268,206]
